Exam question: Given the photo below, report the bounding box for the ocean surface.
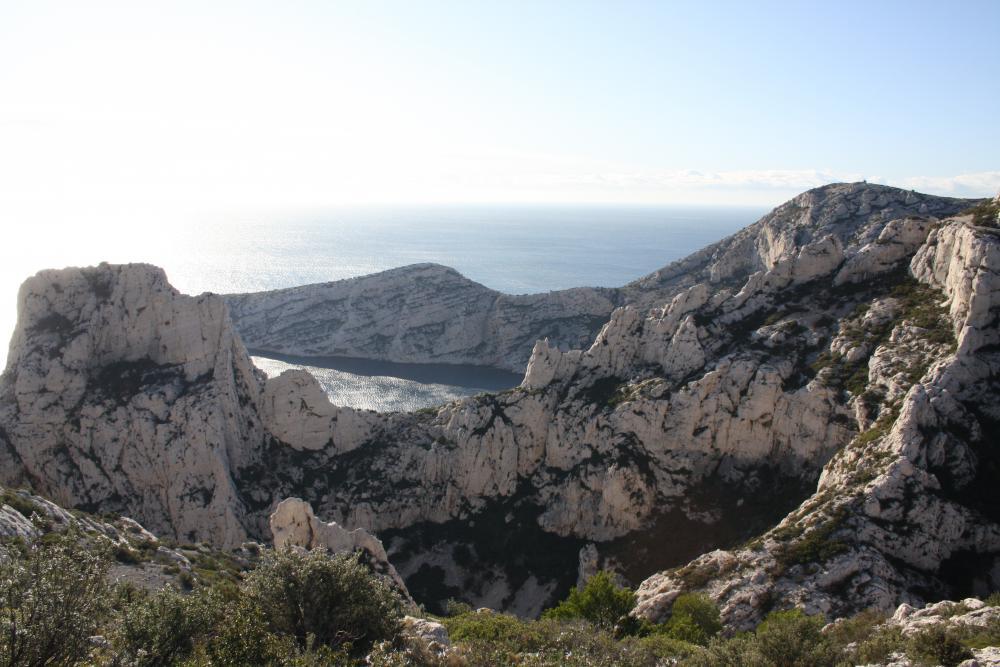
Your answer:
[0,204,766,410]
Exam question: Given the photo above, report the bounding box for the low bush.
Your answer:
[683,608,838,667]
[655,593,722,645]
[907,624,973,666]
[0,530,111,667]
[542,570,635,630]
[110,587,220,666]
[243,548,403,655]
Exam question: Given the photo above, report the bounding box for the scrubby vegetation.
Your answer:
[0,534,401,665]
[542,570,635,629]
[2,533,998,666]
[965,198,1000,228]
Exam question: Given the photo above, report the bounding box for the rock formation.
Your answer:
[226,183,973,373]
[269,497,409,596]
[225,263,619,372]
[634,204,1000,629]
[1,182,996,620]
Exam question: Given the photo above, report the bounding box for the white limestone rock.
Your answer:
[225,263,618,373]
[227,184,975,375]
[270,497,410,596]
[0,183,988,618]
[635,213,1000,629]
[261,369,377,453]
[400,615,450,650]
[0,263,267,547]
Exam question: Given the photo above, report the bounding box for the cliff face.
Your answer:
[1,183,996,619]
[0,264,266,547]
[224,263,619,373]
[634,204,1000,629]
[226,183,975,372]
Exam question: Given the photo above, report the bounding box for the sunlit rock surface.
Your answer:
[2,182,994,619]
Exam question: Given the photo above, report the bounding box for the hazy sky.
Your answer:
[1,0,997,215]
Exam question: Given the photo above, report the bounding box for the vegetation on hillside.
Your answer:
[2,530,998,666]
[965,198,1000,228]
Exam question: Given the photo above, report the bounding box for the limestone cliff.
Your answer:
[225,263,619,372]
[1,183,996,619]
[226,183,974,372]
[0,264,266,547]
[634,204,1000,629]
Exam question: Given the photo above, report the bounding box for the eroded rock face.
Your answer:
[225,263,619,373]
[269,497,409,596]
[0,183,992,618]
[634,214,1000,630]
[226,184,974,374]
[0,263,266,547]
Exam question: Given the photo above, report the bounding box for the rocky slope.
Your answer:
[225,263,619,372]
[226,183,974,372]
[633,196,1000,629]
[1,183,995,620]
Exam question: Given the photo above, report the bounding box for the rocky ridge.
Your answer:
[225,263,619,372]
[1,183,995,619]
[227,183,973,373]
[633,198,1000,629]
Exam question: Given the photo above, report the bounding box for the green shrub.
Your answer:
[825,609,903,664]
[853,626,905,665]
[750,609,838,666]
[542,571,636,630]
[633,633,699,661]
[445,610,540,646]
[0,489,39,518]
[985,591,1000,607]
[443,598,473,617]
[685,609,837,667]
[681,632,757,666]
[242,548,403,655]
[775,511,848,568]
[0,530,111,667]
[963,617,1000,650]
[966,199,1000,228]
[907,624,973,666]
[824,607,887,646]
[451,617,676,667]
[110,587,220,666]
[657,593,722,645]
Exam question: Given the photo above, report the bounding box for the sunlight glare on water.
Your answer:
[1,204,762,409]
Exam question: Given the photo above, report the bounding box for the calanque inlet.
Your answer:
[3,182,1000,664]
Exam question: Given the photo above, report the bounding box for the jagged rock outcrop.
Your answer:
[0,264,268,547]
[1,183,993,618]
[821,598,1000,666]
[227,184,975,373]
[225,263,619,372]
[269,497,409,596]
[634,208,1000,629]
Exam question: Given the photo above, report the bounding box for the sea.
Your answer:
[0,204,766,411]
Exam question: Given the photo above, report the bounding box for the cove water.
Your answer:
[0,204,766,410]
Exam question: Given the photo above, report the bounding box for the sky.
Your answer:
[0,0,998,218]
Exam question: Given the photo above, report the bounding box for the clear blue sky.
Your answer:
[0,0,997,211]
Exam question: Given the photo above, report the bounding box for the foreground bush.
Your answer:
[0,531,110,667]
[440,609,700,666]
[111,587,219,666]
[542,571,635,630]
[655,593,722,645]
[685,608,838,667]
[907,624,974,667]
[244,548,403,654]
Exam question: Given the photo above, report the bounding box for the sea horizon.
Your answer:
[1,203,766,407]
